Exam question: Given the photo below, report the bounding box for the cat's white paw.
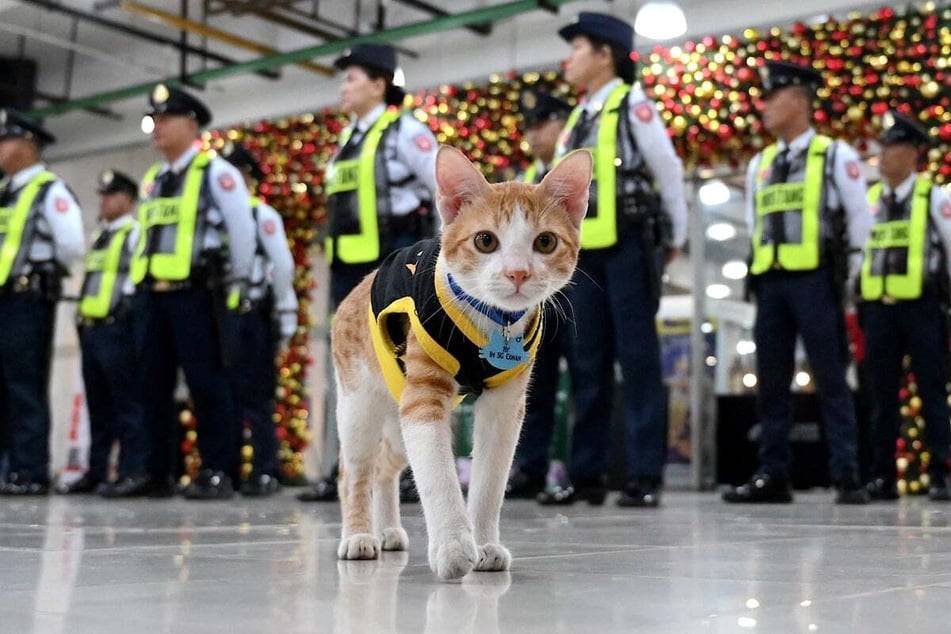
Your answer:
[380,527,408,551]
[338,533,380,560]
[429,534,478,580]
[474,543,511,572]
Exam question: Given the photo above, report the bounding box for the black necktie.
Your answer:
[568,109,593,149]
[884,191,905,221]
[154,170,176,197]
[0,182,11,207]
[767,149,791,244]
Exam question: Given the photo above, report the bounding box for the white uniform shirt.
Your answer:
[567,78,688,248]
[154,146,256,281]
[343,103,438,218]
[4,163,84,270]
[251,200,298,313]
[745,128,872,277]
[876,173,951,283]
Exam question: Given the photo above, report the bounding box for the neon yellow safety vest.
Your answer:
[324,108,402,265]
[0,171,56,286]
[131,152,211,283]
[556,83,630,250]
[860,178,933,301]
[750,135,832,274]
[522,162,540,184]
[79,223,134,318]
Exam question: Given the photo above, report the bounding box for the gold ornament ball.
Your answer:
[909,480,922,493]
[921,81,940,99]
[910,396,923,411]
[897,457,909,471]
[241,445,254,460]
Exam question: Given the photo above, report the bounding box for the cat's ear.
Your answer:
[539,149,592,227]
[435,145,491,225]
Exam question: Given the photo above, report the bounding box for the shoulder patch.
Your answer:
[55,197,70,213]
[263,219,276,235]
[633,101,654,123]
[218,173,236,191]
[413,134,434,152]
[941,201,951,219]
[845,161,861,181]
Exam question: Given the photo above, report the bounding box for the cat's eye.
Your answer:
[533,232,558,254]
[473,231,499,253]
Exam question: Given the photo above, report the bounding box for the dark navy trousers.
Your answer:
[0,293,55,484]
[229,305,279,478]
[516,304,564,481]
[134,287,236,481]
[752,268,859,481]
[563,236,667,483]
[862,296,951,480]
[80,317,148,479]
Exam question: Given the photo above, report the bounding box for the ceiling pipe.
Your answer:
[29,0,585,119]
[117,1,335,76]
[19,0,280,80]
[393,0,493,36]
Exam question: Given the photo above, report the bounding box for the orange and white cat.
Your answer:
[332,145,591,581]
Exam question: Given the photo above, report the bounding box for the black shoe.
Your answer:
[56,473,104,495]
[537,479,607,506]
[399,472,420,503]
[297,478,338,502]
[183,470,234,500]
[505,471,546,499]
[101,475,153,498]
[865,477,899,501]
[722,473,793,504]
[0,473,50,496]
[616,477,661,508]
[929,474,950,501]
[834,474,870,505]
[241,474,281,497]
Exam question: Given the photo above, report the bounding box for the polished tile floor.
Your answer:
[1,491,950,633]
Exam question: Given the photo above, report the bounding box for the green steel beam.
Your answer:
[29,0,582,119]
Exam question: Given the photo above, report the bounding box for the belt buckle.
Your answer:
[881,294,896,305]
[153,280,171,292]
[13,275,30,292]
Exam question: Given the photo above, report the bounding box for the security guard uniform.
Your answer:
[724,61,872,503]
[511,90,574,498]
[220,142,298,496]
[0,109,84,495]
[545,13,687,507]
[860,112,951,501]
[66,170,150,497]
[133,85,256,499]
[325,44,439,308]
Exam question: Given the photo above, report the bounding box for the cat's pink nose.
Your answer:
[507,269,530,291]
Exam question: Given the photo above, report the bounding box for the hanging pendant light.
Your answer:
[634,1,688,41]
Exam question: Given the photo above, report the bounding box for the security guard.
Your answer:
[61,170,150,497]
[134,84,256,499]
[300,43,438,503]
[861,112,951,502]
[0,108,84,496]
[723,60,872,504]
[508,89,573,499]
[220,141,298,497]
[539,12,687,508]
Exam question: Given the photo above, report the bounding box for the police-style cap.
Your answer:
[333,44,398,75]
[219,141,264,181]
[558,12,634,54]
[145,83,212,127]
[760,60,823,97]
[96,169,138,196]
[0,108,56,146]
[520,90,573,128]
[880,111,931,147]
